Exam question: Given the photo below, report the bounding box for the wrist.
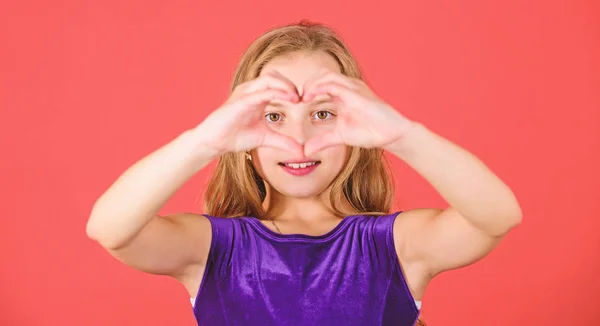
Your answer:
[180,127,225,161]
[384,121,426,158]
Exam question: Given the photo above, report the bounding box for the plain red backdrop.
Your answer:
[1,0,599,325]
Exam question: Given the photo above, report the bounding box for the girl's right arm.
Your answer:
[86,128,218,280]
[85,70,302,281]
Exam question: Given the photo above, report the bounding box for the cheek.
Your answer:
[322,145,349,170]
[252,147,277,178]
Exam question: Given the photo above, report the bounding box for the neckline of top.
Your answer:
[243,214,366,242]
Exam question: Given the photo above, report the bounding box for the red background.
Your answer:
[1,0,599,325]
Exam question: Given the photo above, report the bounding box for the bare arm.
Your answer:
[86,127,217,279]
[389,123,523,276]
[297,70,521,277]
[295,70,521,282]
[86,72,302,281]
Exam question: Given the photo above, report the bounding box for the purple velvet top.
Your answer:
[191,212,420,326]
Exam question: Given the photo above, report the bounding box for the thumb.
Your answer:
[304,130,344,157]
[262,130,304,157]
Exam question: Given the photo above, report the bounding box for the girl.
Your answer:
[86,21,522,326]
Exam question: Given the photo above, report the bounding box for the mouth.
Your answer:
[278,161,321,169]
[278,160,321,176]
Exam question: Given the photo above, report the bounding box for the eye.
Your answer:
[312,110,335,121]
[265,112,283,123]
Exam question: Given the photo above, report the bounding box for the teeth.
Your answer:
[285,162,317,169]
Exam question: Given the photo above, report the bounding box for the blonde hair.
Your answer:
[203,20,395,219]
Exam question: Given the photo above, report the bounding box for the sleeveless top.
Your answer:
[191,212,421,326]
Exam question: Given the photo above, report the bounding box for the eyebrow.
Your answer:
[266,101,287,108]
[266,98,334,108]
[311,98,334,106]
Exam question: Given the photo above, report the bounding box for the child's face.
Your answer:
[251,51,349,198]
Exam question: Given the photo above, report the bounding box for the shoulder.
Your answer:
[348,210,430,233]
[391,208,442,253]
[199,214,253,227]
[339,211,405,237]
[195,215,258,269]
[199,214,261,243]
[392,208,443,235]
[340,212,404,249]
[348,211,403,226]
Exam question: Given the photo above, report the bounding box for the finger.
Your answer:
[301,69,331,94]
[303,130,345,157]
[303,81,359,104]
[303,71,358,102]
[267,70,299,92]
[246,73,296,93]
[262,130,304,156]
[244,72,299,101]
[237,89,297,112]
[312,71,358,90]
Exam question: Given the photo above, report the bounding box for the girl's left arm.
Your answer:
[301,70,522,276]
[386,122,522,276]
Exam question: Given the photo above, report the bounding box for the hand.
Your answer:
[301,70,416,156]
[195,71,303,157]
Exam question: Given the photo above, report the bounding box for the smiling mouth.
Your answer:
[278,161,321,169]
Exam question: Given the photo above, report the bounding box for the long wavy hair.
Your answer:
[202,21,396,219]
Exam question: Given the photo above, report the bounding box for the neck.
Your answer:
[262,186,357,222]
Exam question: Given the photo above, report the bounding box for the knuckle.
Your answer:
[235,81,251,92]
[350,80,362,89]
[262,74,278,82]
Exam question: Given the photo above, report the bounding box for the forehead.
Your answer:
[260,51,341,94]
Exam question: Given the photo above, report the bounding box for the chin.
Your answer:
[271,182,330,199]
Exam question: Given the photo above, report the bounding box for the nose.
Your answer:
[284,121,310,146]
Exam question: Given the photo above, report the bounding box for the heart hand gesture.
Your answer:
[301,70,415,156]
[196,71,304,158]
